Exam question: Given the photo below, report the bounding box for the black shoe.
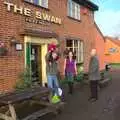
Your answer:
[68,91,73,95]
[88,97,93,101]
[90,98,98,102]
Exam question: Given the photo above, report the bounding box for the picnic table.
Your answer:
[0,86,64,120]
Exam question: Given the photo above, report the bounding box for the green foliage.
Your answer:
[15,67,32,91]
[110,63,120,65]
[75,73,84,82]
[77,63,84,73]
[110,63,120,69]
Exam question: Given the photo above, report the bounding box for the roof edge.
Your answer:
[94,22,105,41]
[73,0,99,11]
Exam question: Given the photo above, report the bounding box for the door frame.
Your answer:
[24,36,58,85]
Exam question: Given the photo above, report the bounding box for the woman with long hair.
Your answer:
[64,50,77,94]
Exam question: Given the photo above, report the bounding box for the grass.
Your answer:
[110,63,120,69]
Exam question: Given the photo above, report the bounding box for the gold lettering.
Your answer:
[4,1,14,11]
[55,17,58,23]
[14,5,23,14]
[58,18,62,24]
[51,16,56,23]
[36,11,42,19]
[42,13,51,21]
[4,2,62,25]
[24,8,31,16]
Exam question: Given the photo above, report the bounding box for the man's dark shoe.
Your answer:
[90,98,98,102]
[88,97,93,101]
[68,91,73,95]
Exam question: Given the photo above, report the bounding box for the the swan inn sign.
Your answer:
[4,1,62,25]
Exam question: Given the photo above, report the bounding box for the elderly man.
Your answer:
[88,49,101,102]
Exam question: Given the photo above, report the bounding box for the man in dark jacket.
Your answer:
[88,49,101,102]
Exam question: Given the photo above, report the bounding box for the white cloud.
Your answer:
[95,10,120,36]
[94,7,120,37]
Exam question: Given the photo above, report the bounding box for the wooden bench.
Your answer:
[0,86,64,120]
[99,78,111,88]
[82,71,112,88]
[99,71,112,88]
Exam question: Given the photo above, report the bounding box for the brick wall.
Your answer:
[105,38,120,63]
[94,23,105,70]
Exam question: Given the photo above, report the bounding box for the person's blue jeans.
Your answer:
[66,72,74,94]
[66,72,74,83]
[47,74,59,95]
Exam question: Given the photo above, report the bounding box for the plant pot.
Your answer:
[0,47,8,56]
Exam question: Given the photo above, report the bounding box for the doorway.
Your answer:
[26,43,47,86]
[24,36,58,86]
[30,45,42,84]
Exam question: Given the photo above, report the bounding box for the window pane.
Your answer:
[80,42,84,62]
[74,40,78,47]
[25,0,48,8]
[69,48,73,51]
[66,40,83,63]
[68,0,72,16]
[71,2,75,18]
[67,0,80,20]
[77,5,80,20]
[75,3,78,19]
[34,0,38,4]
[74,48,78,55]
[41,0,48,8]
[25,0,34,3]
[66,40,73,47]
[38,0,42,5]
[75,48,78,62]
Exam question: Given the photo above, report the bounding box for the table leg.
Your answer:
[8,104,17,120]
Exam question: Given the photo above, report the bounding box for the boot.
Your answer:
[68,82,73,94]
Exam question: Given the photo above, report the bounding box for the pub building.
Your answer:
[0,0,105,92]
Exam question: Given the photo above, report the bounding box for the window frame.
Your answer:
[24,0,49,9]
[66,39,84,63]
[67,0,81,21]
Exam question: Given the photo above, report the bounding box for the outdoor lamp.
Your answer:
[10,37,23,51]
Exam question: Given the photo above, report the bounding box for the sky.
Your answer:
[93,0,120,37]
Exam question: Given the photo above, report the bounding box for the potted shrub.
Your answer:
[15,67,32,91]
[0,42,8,56]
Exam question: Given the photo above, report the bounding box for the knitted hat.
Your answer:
[48,43,56,52]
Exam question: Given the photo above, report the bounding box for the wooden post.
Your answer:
[0,113,13,120]
[8,104,17,120]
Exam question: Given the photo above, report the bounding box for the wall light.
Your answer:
[10,37,23,51]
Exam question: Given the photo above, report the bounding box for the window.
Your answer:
[25,0,48,8]
[68,0,80,20]
[109,48,118,53]
[66,40,83,63]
